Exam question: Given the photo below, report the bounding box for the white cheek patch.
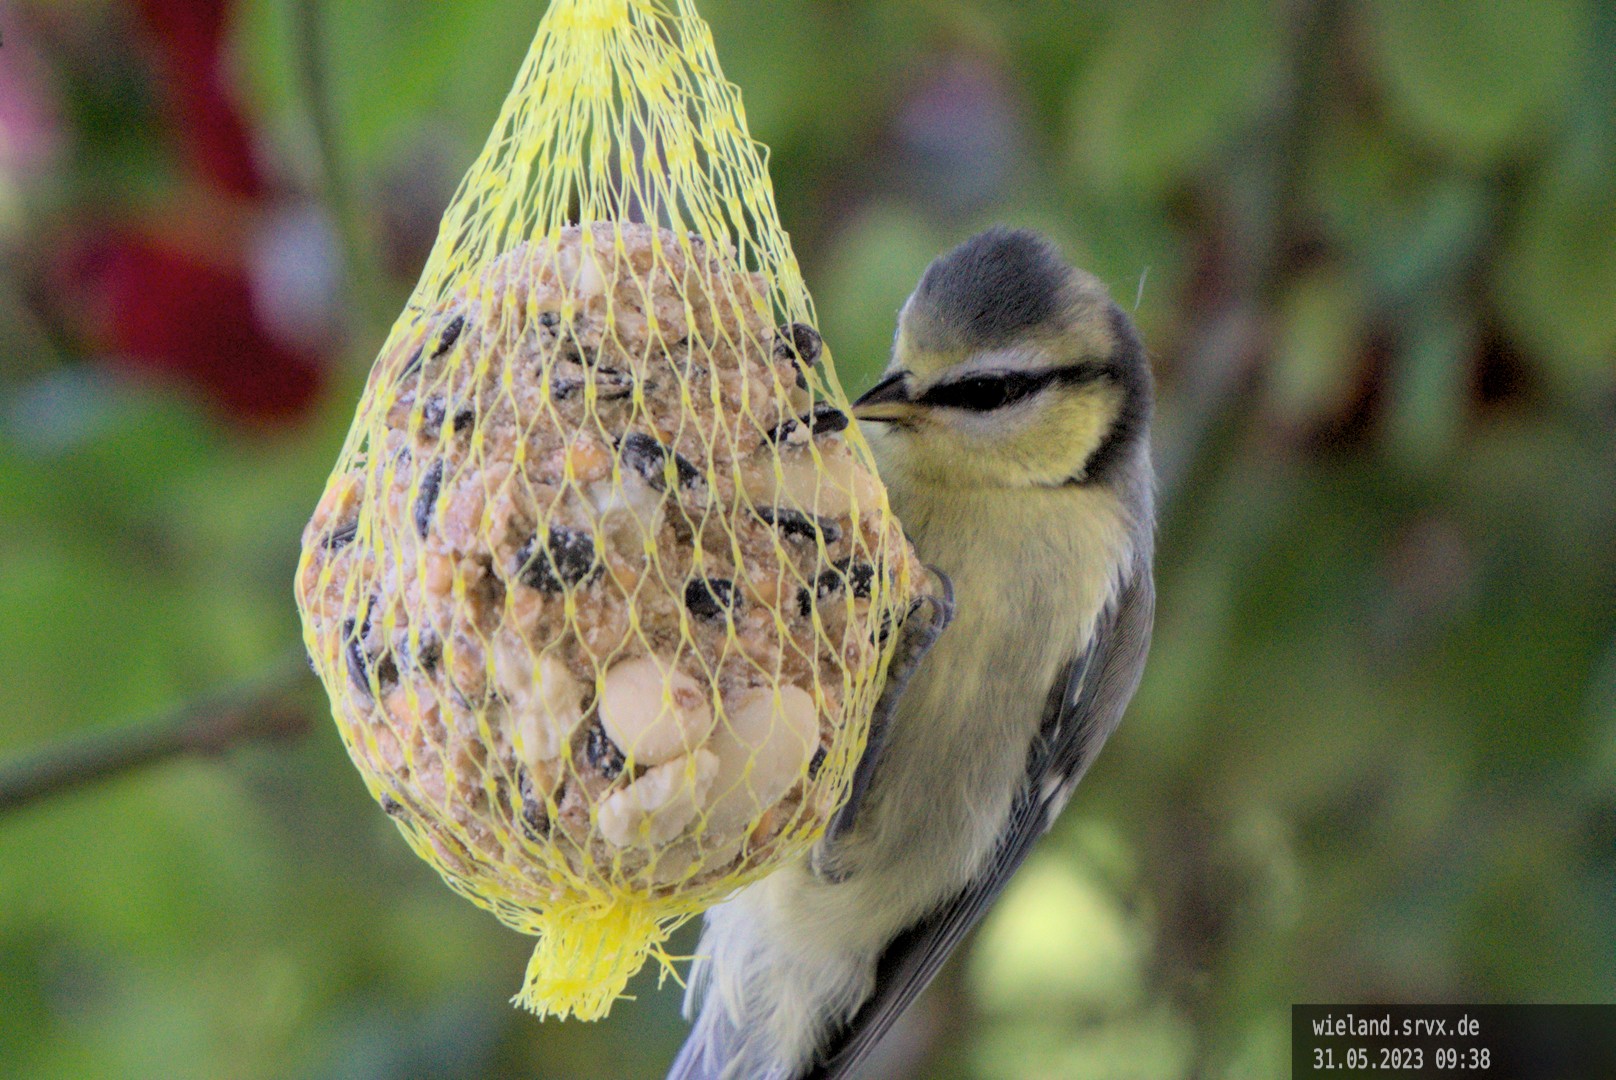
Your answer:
[951,345,1050,378]
[947,398,1041,440]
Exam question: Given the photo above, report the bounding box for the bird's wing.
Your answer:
[816,575,955,882]
[802,559,1155,1080]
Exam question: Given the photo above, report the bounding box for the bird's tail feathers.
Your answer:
[669,885,876,1080]
[666,994,741,1080]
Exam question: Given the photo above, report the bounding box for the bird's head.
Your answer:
[853,227,1151,491]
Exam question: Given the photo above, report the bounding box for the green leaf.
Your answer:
[1267,270,1366,423]
[1363,0,1589,162]
[1067,0,1282,194]
[1494,124,1616,399]
[970,854,1146,1015]
[1305,116,1491,300]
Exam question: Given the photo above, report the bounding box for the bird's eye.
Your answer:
[919,373,1042,412]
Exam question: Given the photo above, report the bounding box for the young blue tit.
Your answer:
[669,227,1156,1080]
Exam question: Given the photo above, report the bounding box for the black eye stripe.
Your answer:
[916,363,1114,412]
[916,375,1021,411]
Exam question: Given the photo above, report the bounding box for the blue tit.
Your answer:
[670,227,1156,1080]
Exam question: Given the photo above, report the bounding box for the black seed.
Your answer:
[517,769,550,839]
[559,332,597,367]
[421,395,446,434]
[619,433,664,485]
[343,617,370,696]
[620,433,702,491]
[516,526,599,592]
[399,344,425,382]
[539,311,561,330]
[414,459,443,539]
[520,798,548,838]
[671,452,702,488]
[417,635,441,675]
[585,721,625,780]
[774,322,822,367]
[551,373,582,400]
[380,794,407,818]
[796,586,814,619]
[836,558,876,599]
[807,403,849,436]
[431,314,465,359]
[345,600,397,697]
[452,407,475,433]
[685,577,740,621]
[807,559,873,613]
[756,507,841,545]
[766,403,849,443]
[323,521,357,550]
[596,368,634,400]
[811,570,838,607]
[808,746,827,781]
[548,528,598,583]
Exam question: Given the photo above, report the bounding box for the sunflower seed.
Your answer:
[431,314,465,358]
[620,433,702,491]
[516,525,599,591]
[323,521,357,550]
[756,507,841,545]
[685,577,740,621]
[585,720,626,781]
[414,459,443,539]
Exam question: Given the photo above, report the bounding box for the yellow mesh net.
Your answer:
[293,0,921,1021]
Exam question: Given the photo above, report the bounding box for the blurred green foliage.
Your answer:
[1,1,1612,1078]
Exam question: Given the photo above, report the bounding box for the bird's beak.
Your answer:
[852,370,917,423]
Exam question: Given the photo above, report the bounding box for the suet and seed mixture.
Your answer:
[296,219,922,1015]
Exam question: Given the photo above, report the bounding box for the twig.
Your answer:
[0,651,315,816]
[290,0,379,326]
[292,0,347,228]
[1153,305,1265,520]
[0,265,72,387]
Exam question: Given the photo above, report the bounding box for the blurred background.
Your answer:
[1,0,1612,1077]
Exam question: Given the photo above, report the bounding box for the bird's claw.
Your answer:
[811,568,955,884]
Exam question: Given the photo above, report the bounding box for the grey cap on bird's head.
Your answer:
[892,226,1148,396]
[901,227,1079,354]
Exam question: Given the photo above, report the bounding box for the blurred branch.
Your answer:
[0,652,315,816]
[1154,307,1265,518]
[0,265,73,386]
[292,0,346,216]
[290,0,379,325]
[1148,5,1332,1079]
